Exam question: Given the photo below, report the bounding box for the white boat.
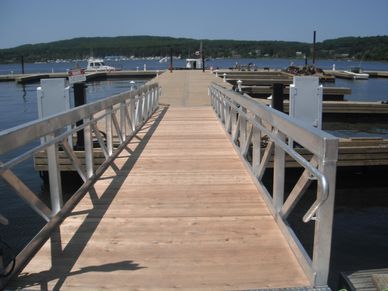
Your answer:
[159,56,168,63]
[186,58,202,69]
[85,58,120,72]
[344,67,369,79]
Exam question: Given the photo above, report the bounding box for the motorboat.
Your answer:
[186,58,202,69]
[344,67,369,79]
[85,57,120,72]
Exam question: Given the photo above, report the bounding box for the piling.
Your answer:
[74,82,87,149]
[272,83,284,112]
[21,56,25,74]
[312,30,317,65]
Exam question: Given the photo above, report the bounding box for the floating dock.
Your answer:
[322,69,388,80]
[339,268,388,290]
[364,70,388,78]
[216,69,336,83]
[0,70,161,84]
[32,75,388,171]
[241,85,351,101]
[322,70,355,80]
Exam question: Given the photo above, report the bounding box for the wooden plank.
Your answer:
[34,140,388,170]
[372,274,388,291]
[9,80,309,290]
[255,99,388,114]
[341,268,388,291]
[15,73,50,84]
[242,85,351,97]
[156,70,230,106]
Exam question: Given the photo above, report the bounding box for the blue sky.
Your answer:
[0,0,387,49]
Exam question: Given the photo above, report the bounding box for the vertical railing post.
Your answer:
[130,97,136,131]
[155,87,160,110]
[149,89,154,115]
[120,101,126,140]
[46,134,63,214]
[147,89,152,116]
[217,94,222,118]
[105,107,113,156]
[142,92,146,121]
[148,89,152,116]
[155,87,159,109]
[240,107,247,149]
[219,97,225,123]
[231,102,237,136]
[223,99,229,125]
[312,139,338,286]
[210,89,214,108]
[226,103,232,134]
[252,117,262,177]
[152,88,156,111]
[215,94,219,116]
[138,95,143,124]
[84,117,94,178]
[273,131,285,214]
[143,91,148,119]
[134,97,139,128]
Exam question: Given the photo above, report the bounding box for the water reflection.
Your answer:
[21,84,27,112]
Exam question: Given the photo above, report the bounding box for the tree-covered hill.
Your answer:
[0,35,387,63]
[317,36,388,60]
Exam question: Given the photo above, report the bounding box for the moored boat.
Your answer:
[344,67,369,79]
[85,57,120,72]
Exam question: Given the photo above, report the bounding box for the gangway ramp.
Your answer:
[4,70,337,290]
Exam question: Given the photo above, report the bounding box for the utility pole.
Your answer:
[169,48,173,72]
[312,30,317,65]
[201,40,205,72]
[21,55,25,74]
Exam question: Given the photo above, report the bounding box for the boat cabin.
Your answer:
[86,58,117,72]
[186,58,202,69]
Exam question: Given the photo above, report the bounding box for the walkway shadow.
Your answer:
[9,105,169,290]
[15,260,145,291]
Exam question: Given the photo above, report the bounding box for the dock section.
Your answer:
[8,71,310,290]
[0,70,161,84]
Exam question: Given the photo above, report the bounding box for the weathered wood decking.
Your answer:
[9,71,309,290]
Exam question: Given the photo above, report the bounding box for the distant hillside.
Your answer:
[0,35,387,63]
[317,36,388,60]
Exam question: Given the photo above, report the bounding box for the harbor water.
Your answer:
[1,58,388,289]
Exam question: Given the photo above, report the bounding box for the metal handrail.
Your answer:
[230,102,329,223]
[0,82,160,288]
[0,84,158,155]
[209,82,338,287]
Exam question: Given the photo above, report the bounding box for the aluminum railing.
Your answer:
[0,82,160,288]
[209,83,338,287]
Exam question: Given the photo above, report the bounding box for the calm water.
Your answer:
[1,59,388,289]
[1,57,388,74]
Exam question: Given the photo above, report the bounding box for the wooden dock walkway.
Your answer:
[8,71,309,290]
